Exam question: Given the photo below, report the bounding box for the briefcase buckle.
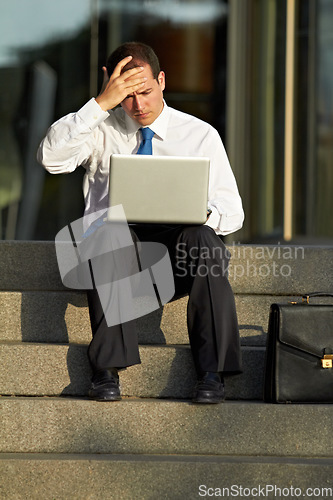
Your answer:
[321,355,333,368]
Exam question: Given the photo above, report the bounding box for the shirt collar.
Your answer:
[124,99,170,141]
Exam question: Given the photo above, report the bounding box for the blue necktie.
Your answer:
[137,127,154,155]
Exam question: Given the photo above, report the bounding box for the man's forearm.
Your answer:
[37,98,107,174]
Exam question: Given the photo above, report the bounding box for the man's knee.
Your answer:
[174,226,231,286]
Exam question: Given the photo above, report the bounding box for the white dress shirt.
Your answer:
[38,98,244,235]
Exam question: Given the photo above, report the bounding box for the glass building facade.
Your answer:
[0,0,332,243]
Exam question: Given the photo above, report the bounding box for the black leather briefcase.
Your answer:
[264,293,333,403]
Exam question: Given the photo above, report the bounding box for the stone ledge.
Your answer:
[1,453,333,500]
[0,343,264,400]
[1,291,332,345]
[1,398,333,457]
[1,241,332,294]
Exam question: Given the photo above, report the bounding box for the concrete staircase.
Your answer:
[0,241,333,499]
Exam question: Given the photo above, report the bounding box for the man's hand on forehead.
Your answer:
[121,59,143,75]
[95,56,147,112]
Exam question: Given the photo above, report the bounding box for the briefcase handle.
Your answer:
[302,292,333,304]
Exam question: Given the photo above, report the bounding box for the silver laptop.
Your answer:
[107,154,210,224]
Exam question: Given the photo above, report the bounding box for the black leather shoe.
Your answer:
[192,372,225,404]
[89,368,121,401]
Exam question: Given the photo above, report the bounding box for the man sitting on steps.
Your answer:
[38,41,244,404]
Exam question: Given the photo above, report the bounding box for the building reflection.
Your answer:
[0,0,332,243]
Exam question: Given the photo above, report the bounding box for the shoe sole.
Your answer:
[89,392,121,402]
[93,397,122,402]
[192,397,225,404]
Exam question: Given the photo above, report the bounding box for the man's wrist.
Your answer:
[95,95,110,112]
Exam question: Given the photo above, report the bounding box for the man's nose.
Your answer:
[134,95,144,110]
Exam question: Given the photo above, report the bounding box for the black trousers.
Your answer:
[87,224,242,376]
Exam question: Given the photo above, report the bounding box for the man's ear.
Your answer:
[158,71,165,91]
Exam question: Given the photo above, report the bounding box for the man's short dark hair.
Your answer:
[106,42,161,80]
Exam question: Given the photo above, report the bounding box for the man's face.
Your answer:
[121,64,165,126]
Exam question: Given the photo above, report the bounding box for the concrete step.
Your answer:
[1,241,332,295]
[1,453,333,500]
[2,291,332,346]
[1,398,333,458]
[0,343,264,399]
[1,241,332,498]
[0,290,274,346]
